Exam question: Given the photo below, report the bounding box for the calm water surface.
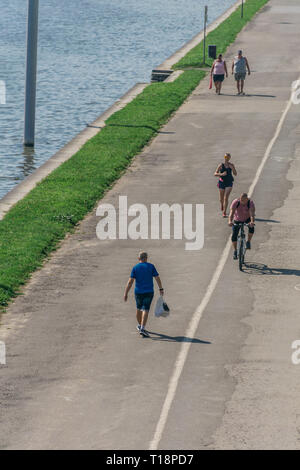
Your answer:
[0,0,235,198]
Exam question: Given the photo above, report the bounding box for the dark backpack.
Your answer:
[236,199,251,209]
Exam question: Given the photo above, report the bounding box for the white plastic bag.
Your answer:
[155,296,170,318]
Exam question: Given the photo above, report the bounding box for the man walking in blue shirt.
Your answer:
[124,252,164,337]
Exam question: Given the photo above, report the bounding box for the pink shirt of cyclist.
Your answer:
[213,60,225,75]
[230,199,255,222]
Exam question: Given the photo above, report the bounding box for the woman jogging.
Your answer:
[211,54,228,95]
[214,153,237,217]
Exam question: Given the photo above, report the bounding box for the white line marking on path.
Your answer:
[149,80,299,450]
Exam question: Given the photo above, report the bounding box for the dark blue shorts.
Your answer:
[135,292,154,311]
[218,180,233,190]
[213,74,225,82]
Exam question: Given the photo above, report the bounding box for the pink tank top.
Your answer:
[213,60,225,75]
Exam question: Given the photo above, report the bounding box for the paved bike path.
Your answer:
[1,0,300,449]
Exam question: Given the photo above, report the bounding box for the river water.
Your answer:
[0,0,235,198]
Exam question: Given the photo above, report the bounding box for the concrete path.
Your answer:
[1,0,300,449]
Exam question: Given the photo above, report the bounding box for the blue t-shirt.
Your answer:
[130,262,159,294]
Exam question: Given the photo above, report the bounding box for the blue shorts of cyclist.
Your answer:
[135,292,154,311]
[232,218,255,242]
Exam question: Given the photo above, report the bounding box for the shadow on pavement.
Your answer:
[243,263,300,276]
[86,124,103,129]
[147,331,211,344]
[215,94,276,98]
[255,218,280,223]
[245,94,276,98]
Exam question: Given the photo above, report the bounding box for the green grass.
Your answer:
[173,0,269,69]
[0,0,269,307]
[0,70,204,306]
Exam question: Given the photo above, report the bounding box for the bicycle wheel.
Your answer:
[239,239,244,271]
[242,242,246,266]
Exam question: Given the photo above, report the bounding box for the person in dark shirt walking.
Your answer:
[124,252,164,337]
[214,152,237,217]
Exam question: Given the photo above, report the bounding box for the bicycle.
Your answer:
[235,222,253,271]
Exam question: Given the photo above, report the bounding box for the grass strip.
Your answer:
[0,70,204,306]
[0,0,269,307]
[173,0,269,69]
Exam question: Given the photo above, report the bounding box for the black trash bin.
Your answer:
[208,45,217,60]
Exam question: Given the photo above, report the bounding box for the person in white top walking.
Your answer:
[210,54,228,95]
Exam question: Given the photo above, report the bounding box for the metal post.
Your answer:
[203,5,208,65]
[24,0,39,147]
[241,0,244,18]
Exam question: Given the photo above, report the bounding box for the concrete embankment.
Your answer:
[0,83,148,220]
[0,0,242,220]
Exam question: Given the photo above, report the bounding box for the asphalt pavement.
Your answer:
[0,0,300,450]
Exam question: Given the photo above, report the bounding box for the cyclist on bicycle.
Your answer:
[228,193,255,260]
